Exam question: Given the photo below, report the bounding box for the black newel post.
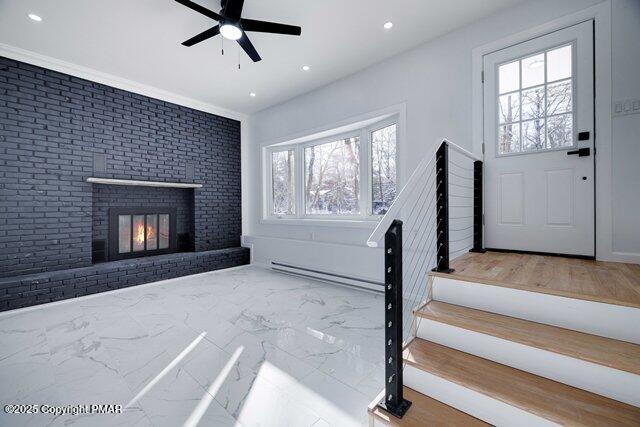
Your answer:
[378,219,412,418]
[470,160,486,253]
[432,142,454,273]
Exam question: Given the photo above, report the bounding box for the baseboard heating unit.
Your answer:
[270,262,384,293]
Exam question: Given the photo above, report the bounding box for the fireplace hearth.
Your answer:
[108,207,177,261]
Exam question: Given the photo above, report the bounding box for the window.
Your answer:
[371,124,397,215]
[497,44,574,155]
[265,116,399,221]
[271,150,295,215]
[305,137,360,215]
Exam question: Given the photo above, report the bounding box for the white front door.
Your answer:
[483,21,594,257]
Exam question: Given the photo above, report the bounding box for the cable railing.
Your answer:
[368,139,483,418]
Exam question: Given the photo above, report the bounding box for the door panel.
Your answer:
[483,21,594,256]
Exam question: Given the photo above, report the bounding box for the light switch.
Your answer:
[613,98,640,117]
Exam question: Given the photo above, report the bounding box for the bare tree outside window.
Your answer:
[305,137,360,214]
[371,124,397,215]
[497,44,573,155]
[272,150,295,215]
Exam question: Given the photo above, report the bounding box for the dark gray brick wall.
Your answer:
[0,247,250,312]
[0,56,242,278]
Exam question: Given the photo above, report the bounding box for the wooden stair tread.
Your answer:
[404,339,640,426]
[415,301,640,375]
[369,386,489,426]
[429,251,640,309]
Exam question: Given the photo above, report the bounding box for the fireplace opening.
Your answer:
[108,207,177,260]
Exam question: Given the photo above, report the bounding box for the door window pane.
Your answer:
[521,53,545,88]
[547,80,572,115]
[271,150,295,215]
[522,119,546,151]
[371,124,397,215]
[547,45,572,82]
[118,215,131,253]
[159,214,170,249]
[498,61,519,94]
[499,123,520,154]
[547,114,573,148]
[499,93,520,124]
[496,44,574,155]
[146,214,157,250]
[132,215,145,252]
[521,86,545,120]
[305,137,360,215]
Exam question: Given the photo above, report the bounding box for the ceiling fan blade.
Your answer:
[223,0,245,21]
[241,19,301,36]
[237,33,261,62]
[174,0,220,21]
[181,26,220,46]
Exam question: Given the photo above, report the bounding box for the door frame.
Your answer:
[471,1,617,262]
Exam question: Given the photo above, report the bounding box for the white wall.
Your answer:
[243,0,639,282]
[611,0,640,258]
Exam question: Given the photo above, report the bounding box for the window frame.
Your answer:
[264,115,399,223]
[494,41,578,158]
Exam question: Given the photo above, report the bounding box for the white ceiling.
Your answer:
[0,0,522,115]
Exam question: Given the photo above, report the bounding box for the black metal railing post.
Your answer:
[470,160,486,253]
[378,219,412,418]
[432,142,454,273]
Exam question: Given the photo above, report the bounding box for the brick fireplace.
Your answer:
[0,57,249,311]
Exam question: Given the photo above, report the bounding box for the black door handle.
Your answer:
[567,148,590,157]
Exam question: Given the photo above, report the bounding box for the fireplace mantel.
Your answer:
[86,177,202,188]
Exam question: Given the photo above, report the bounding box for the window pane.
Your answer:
[272,150,295,215]
[522,119,546,151]
[499,93,520,124]
[146,214,157,250]
[547,80,572,115]
[158,214,170,249]
[522,53,545,88]
[521,86,545,120]
[118,215,131,253]
[305,137,360,215]
[547,45,572,82]
[371,124,397,215]
[498,123,520,154]
[499,61,519,94]
[547,114,573,148]
[132,215,145,252]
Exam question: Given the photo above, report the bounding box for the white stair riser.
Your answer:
[404,365,558,426]
[415,318,640,407]
[432,277,640,344]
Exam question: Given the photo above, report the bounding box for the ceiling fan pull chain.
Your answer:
[238,43,241,69]
[221,37,224,56]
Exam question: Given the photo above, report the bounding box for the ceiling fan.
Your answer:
[175,0,302,62]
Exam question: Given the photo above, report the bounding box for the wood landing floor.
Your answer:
[434,251,640,308]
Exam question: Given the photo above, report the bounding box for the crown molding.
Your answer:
[0,43,247,122]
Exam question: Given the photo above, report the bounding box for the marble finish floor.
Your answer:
[0,265,385,427]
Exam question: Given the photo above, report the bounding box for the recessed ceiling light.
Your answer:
[28,13,42,22]
[249,92,256,97]
[383,21,393,30]
[302,65,310,71]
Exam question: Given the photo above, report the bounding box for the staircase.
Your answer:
[366,139,640,426]
[369,273,640,426]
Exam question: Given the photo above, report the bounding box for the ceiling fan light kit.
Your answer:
[175,0,302,62]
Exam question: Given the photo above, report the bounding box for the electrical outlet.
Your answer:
[613,98,640,117]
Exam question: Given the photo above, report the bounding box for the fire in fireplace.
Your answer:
[108,207,177,260]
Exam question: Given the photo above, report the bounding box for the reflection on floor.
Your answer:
[0,266,384,426]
